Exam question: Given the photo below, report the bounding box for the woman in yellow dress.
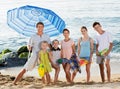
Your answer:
[38,41,52,84]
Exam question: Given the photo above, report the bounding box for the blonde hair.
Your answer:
[39,41,48,50]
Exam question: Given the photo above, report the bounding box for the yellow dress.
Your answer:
[39,50,52,73]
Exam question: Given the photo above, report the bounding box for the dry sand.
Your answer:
[0,72,120,89]
[0,61,120,89]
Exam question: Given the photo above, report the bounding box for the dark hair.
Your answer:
[81,26,88,31]
[52,39,59,44]
[63,28,70,33]
[36,22,44,27]
[93,22,101,27]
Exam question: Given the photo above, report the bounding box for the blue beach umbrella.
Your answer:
[7,5,66,37]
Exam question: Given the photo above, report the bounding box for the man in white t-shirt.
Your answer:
[93,22,113,83]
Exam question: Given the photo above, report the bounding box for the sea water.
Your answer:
[0,0,120,60]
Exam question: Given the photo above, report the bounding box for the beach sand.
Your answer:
[0,61,120,89]
[0,72,120,89]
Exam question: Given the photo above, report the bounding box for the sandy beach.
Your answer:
[0,0,120,89]
[0,72,120,89]
[0,61,120,89]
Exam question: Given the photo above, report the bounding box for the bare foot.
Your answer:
[13,82,17,85]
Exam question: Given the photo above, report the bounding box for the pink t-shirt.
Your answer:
[61,39,74,60]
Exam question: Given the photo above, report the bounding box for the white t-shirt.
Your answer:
[28,34,51,53]
[95,31,112,52]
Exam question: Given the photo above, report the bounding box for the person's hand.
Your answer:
[28,46,32,52]
[96,51,100,56]
[89,58,92,64]
[104,51,109,56]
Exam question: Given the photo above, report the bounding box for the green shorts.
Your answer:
[96,55,110,64]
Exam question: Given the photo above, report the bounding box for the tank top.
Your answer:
[79,37,91,57]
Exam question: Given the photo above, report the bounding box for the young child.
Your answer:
[38,41,52,84]
[50,39,61,84]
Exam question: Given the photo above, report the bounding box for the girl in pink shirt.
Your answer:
[61,29,75,83]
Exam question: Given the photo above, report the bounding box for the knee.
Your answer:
[21,69,26,73]
[58,67,60,71]
[65,69,70,74]
[56,67,60,72]
[105,62,110,67]
[105,63,108,67]
[86,69,90,74]
[73,71,77,75]
[86,67,90,72]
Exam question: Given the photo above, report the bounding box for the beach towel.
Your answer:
[79,58,89,66]
[69,54,81,73]
[56,58,69,64]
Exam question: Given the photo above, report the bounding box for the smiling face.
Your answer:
[81,28,87,35]
[37,24,44,34]
[63,30,70,38]
[93,24,102,33]
[53,40,59,48]
[41,42,48,50]
[80,26,88,36]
